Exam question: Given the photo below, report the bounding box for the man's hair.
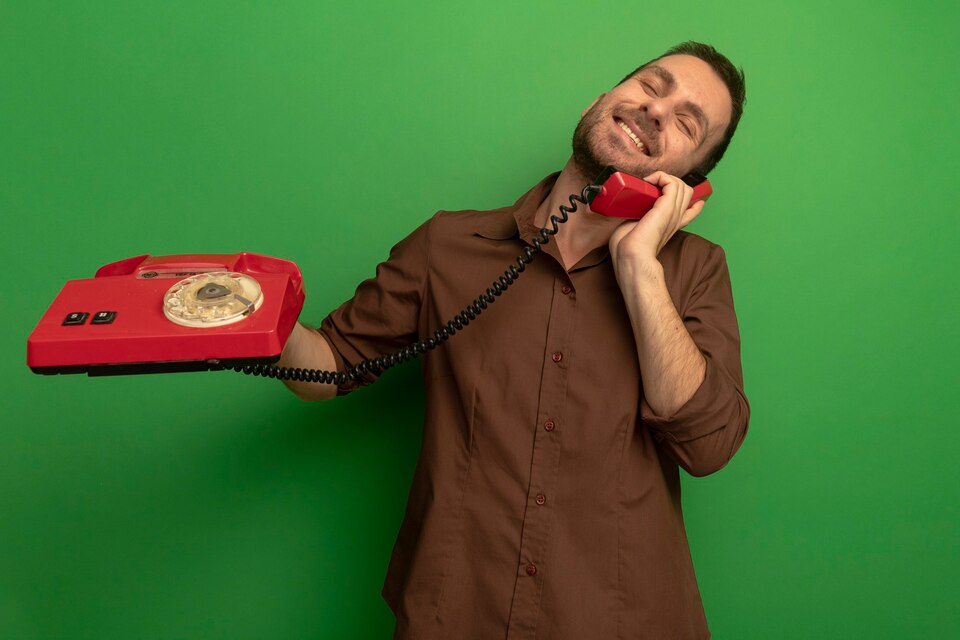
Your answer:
[619,41,746,175]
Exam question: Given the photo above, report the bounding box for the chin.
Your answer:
[573,121,649,180]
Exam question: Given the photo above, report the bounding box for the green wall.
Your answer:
[2,0,957,637]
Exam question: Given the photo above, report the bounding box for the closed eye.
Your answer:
[638,78,658,97]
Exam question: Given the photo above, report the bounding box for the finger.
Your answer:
[642,171,681,188]
[679,182,694,216]
[662,197,696,250]
[608,220,638,257]
[657,175,685,208]
[679,200,706,227]
[665,183,693,234]
[609,220,635,246]
[644,172,687,210]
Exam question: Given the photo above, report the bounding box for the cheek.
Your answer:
[584,107,612,142]
[670,133,703,162]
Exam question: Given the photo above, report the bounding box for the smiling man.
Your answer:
[279,41,749,639]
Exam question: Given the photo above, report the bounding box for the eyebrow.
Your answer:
[642,64,710,145]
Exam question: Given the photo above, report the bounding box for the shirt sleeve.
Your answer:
[640,242,750,477]
[318,217,432,395]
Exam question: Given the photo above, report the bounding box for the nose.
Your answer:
[641,99,671,132]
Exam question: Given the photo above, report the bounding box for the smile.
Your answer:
[614,118,648,155]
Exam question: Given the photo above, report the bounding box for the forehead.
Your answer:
[633,54,732,138]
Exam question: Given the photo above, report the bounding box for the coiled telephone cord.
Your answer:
[235,182,601,384]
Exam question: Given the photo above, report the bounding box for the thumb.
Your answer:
[608,220,636,250]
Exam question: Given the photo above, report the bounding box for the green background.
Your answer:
[2,0,957,637]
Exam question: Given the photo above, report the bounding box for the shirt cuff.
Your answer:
[639,356,736,443]
[316,325,362,396]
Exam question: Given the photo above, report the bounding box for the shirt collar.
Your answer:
[473,173,560,241]
[473,172,611,272]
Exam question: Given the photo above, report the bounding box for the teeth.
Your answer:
[618,121,645,152]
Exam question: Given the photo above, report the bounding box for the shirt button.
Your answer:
[535,494,546,505]
[544,420,555,432]
[561,285,572,295]
[525,564,538,576]
[551,352,563,363]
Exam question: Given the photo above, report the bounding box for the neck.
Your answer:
[534,157,623,270]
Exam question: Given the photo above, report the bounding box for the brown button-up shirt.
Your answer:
[319,174,749,640]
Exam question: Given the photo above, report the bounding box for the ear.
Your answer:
[581,93,605,117]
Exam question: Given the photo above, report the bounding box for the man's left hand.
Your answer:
[608,171,706,268]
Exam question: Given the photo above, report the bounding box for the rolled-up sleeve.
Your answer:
[318,217,432,395]
[640,242,750,477]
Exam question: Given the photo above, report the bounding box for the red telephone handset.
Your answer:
[588,166,712,219]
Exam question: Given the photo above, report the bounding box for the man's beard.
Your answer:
[571,104,614,182]
[571,103,657,182]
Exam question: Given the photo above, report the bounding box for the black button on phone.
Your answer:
[63,312,89,326]
[91,311,117,325]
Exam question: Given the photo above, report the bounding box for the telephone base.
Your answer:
[30,355,280,377]
[27,253,304,376]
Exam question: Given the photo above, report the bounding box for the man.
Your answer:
[279,41,749,639]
